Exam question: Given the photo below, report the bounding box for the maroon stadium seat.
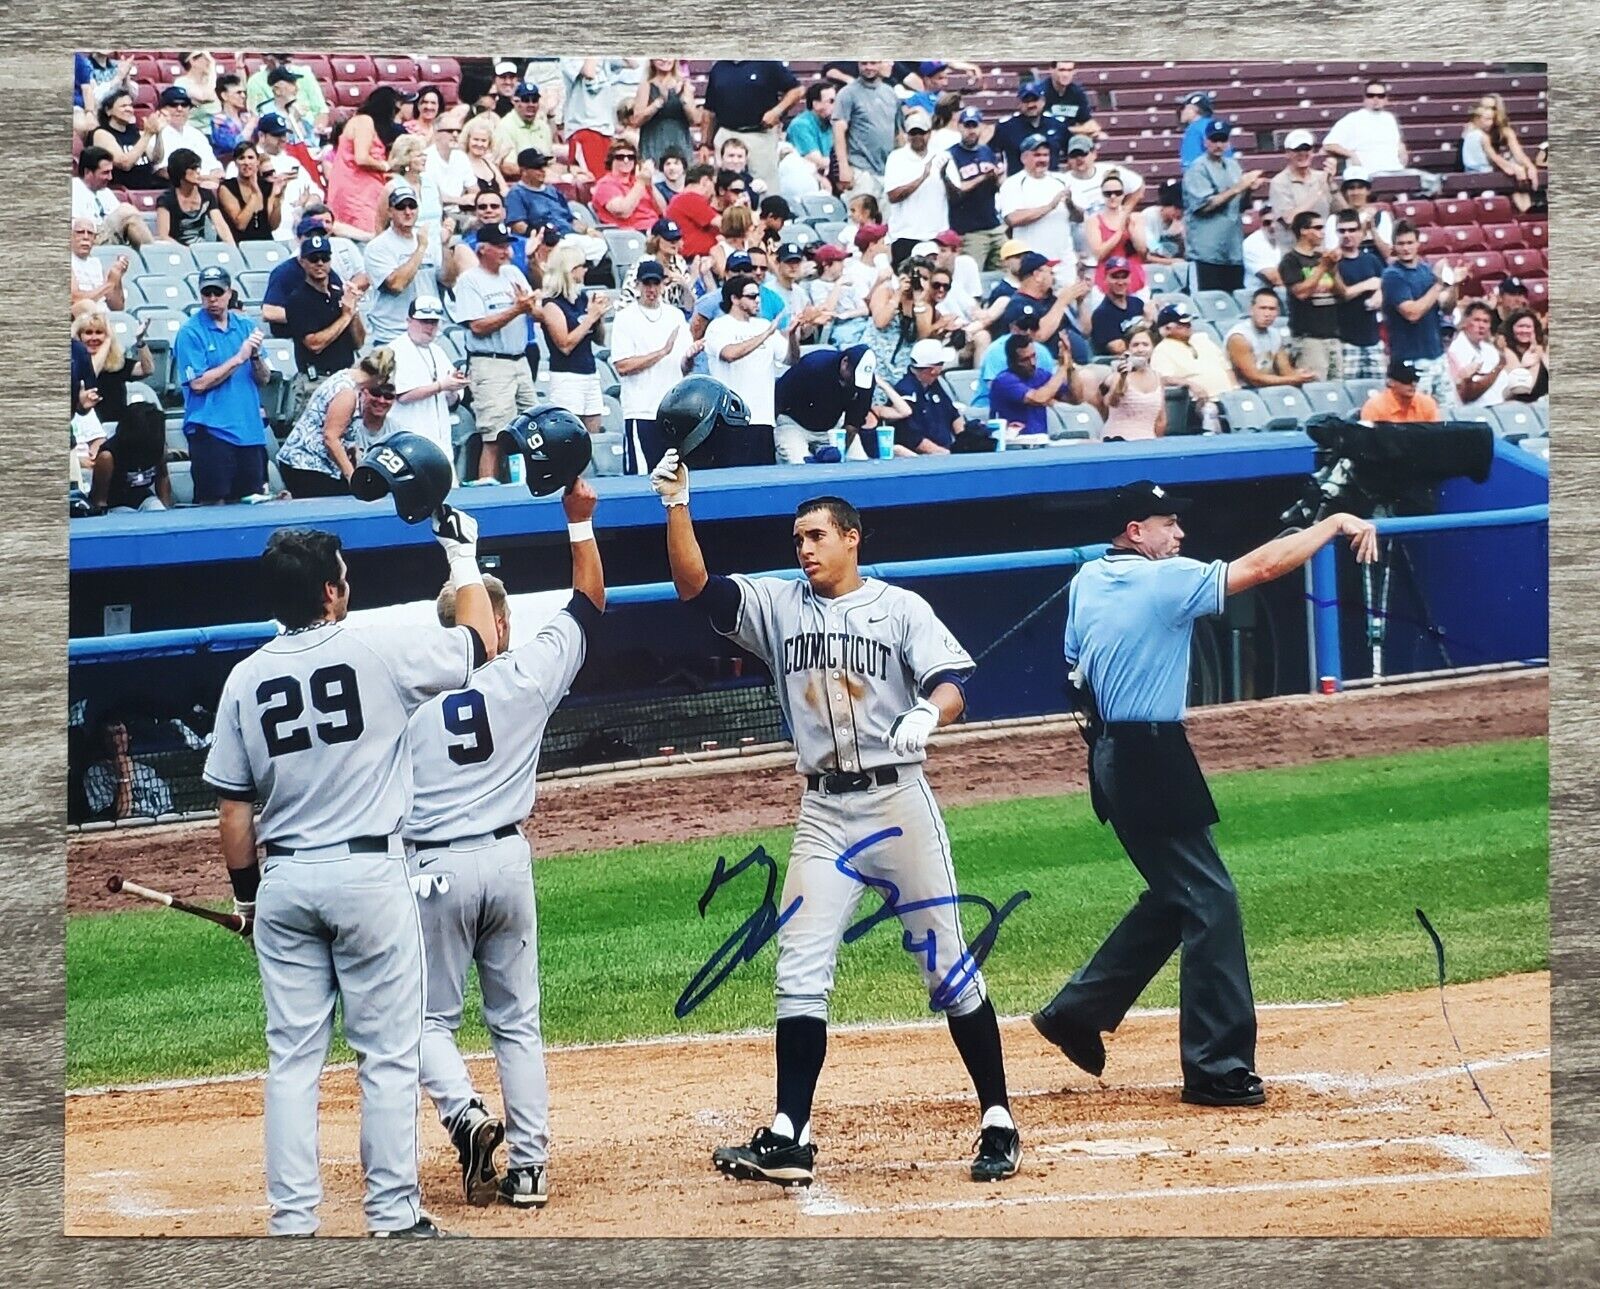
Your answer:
[1503,247,1544,275]
[333,80,375,109]
[1523,278,1547,311]
[1474,195,1513,222]
[1391,199,1435,225]
[1434,199,1479,227]
[1436,224,1488,252]
[1440,172,1506,195]
[131,81,158,110]
[1482,222,1526,250]
[298,55,332,83]
[374,55,416,82]
[1414,225,1446,252]
[328,54,376,82]
[1461,250,1505,282]
[1522,221,1546,249]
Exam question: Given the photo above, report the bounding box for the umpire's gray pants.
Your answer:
[1040,743,1257,1083]
[408,832,550,1169]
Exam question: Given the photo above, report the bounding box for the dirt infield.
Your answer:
[65,972,1549,1237]
[68,670,1548,914]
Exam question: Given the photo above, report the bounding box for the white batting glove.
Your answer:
[651,449,689,508]
[887,698,940,757]
[232,898,255,943]
[408,873,452,899]
[433,504,484,589]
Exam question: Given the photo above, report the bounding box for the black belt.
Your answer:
[1102,721,1185,737]
[264,835,389,858]
[410,822,521,849]
[805,766,898,794]
[467,352,524,361]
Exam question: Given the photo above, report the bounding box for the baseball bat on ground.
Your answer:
[106,874,248,933]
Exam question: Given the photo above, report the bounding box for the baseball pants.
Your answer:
[254,848,425,1236]
[409,833,550,1170]
[776,770,985,1022]
[1037,739,1257,1084]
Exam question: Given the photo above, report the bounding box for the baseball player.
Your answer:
[403,480,605,1212]
[202,508,496,1238]
[1033,481,1376,1106]
[652,448,1021,1185]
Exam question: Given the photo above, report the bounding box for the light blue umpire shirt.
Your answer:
[1064,551,1229,723]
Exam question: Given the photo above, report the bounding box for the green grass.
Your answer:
[67,738,1548,1088]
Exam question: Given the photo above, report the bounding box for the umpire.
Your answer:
[1032,480,1376,1106]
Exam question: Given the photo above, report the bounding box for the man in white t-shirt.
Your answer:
[388,296,469,467]
[997,134,1078,288]
[452,222,539,480]
[364,182,447,345]
[704,272,810,459]
[1061,134,1144,229]
[1446,300,1508,410]
[1321,81,1438,193]
[251,114,327,239]
[73,148,154,247]
[425,119,478,215]
[883,108,951,264]
[610,260,700,474]
[70,217,130,312]
[154,87,221,182]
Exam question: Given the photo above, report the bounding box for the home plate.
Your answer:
[1038,1138,1172,1158]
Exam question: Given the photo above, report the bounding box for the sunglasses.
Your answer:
[392,200,418,210]
[366,388,397,401]
[930,280,950,290]
[1365,90,1388,98]
[1102,188,1124,197]
[304,252,331,264]
[475,204,502,213]
[739,290,762,300]
[199,287,228,297]
[614,154,637,162]
[728,186,747,195]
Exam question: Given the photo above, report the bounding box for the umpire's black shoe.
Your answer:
[450,1101,505,1208]
[371,1215,449,1238]
[712,1128,817,1187]
[1181,1068,1267,1107]
[1031,1009,1107,1078]
[971,1124,1022,1182]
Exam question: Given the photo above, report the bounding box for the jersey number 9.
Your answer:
[257,664,366,757]
[443,689,495,765]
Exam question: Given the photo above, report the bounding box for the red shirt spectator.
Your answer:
[593,139,667,231]
[666,164,720,256]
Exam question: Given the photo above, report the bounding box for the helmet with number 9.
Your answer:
[498,406,594,496]
[348,431,455,523]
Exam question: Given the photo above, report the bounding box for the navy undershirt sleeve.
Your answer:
[691,574,743,634]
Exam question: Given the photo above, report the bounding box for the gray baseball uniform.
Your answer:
[403,595,597,1171]
[203,620,477,1236]
[706,573,984,1020]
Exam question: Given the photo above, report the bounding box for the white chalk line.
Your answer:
[66,1000,1348,1098]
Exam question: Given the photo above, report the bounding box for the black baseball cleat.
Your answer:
[371,1215,449,1238]
[450,1101,505,1208]
[1031,1009,1107,1078]
[971,1124,1022,1182]
[1181,1068,1267,1107]
[712,1128,817,1187]
[498,1165,549,1208]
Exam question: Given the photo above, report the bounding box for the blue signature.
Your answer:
[675,828,1029,1018]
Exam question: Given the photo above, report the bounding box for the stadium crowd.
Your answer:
[68,53,1550,511]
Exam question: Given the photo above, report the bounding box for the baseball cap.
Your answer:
[294,214,327,237]
[476,221,513,246]
[842,345,878,389]
[1285,128,1316,150]
[299,232,333,258]
[1004,298,1043,329]
[909,338,957,369]
[777,242,805,263]
[1103,254,1132,274]
[158,86,192,108]
[409,295,445,320]
[958,107,983,126]
[854,221,888,249]
[1110,480,1191,530]
[911,240,941,259]
[266,66,299,88]
[1156,301,1196,327]
[919,60,948,77]
[1066,134,1096,156]
[812,243,847,264]
[634,258,666,282]
[517,147,552,169]
[759,194,793,220]
[255,112,290,137]
[1159,179,1184,206]
[935,229,963,248]
[1339,167,1372,189]
[513,82,541,100]
[388,181,419,208]
[650,217,683,241]
[1204,118,1232,141]
[1387,357,1420,384]
[998,238,1029,260]
[1017,250,1057,277]
[1020,132,1051,153]
[1499,275,1528,295]
[1181,90,1214,110]
[725,251,755,273]
[196,265,231,290]
[1018,80,1045,100]
[904,107,933,133]
[494,60,519,76]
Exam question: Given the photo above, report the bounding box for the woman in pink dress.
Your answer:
[326,86,404,232]
[1098,322,1167,440]
[1085,174,1149,294]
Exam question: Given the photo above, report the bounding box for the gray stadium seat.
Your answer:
[90,244,134,273]
[437,327,469,366]
[140,244,195,276]
[1453,405,1496,426]
[167,460,194,505]
[1257,385,1314,422]
[596,356,621,400]
[240,240,292,272]
[780,222,820,248]
[165,412,188,459]
[1301,380,1353,417]
[797,193,845,222]
[944,368,980,408]
[190,243,247,274]
[105,311,140,351]
[1143,263,1187,295]
[601,393,625,436]
[124,380,160,406]
[602,227,645,265]
[237,271,272,307]
[588,430,625,477]
[1518,436,1548,461]
[812,220,846,245]
[1193,289,1242,322]
[1532,394,1548,428]
[1343,379,1383,413]
[1490,402,1540,439]
[259,338,298,427]
[1050,402,1102,440]
[134,275,194,308]
[1218,389,1272,432]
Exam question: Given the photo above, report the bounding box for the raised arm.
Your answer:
[651,450,709,599]
[1226,512,1377,595]
[562,477,605,612]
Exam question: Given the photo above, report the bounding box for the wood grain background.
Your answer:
[2,10,1588,1284]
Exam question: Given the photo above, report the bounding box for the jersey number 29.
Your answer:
[257,664,365,757]
[442,690,495,765]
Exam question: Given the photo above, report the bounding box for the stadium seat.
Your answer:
[944,368,980,408]
[124,380,160,407]
[333,80,375,109]
[811,219,847,245]
[167,460,194,506]
[1481,222,1526,250]
[1192,289,1242,323]
[327,54,376,80]
[140,244,196,276]
[1503,247,1543,275]
[1257,385,1314,422]
[240,241,292,272]
[1343,378,1383,412]
[114,278,148,311]
[373,55,416,82]
[416,56,461,84]
[1390,199,1434,226]
[1218,389,1272,432]
[1518,436,1548,462]
[1491,402,1541,439]
[1523,221,1546,249]
[1436,225,1487,253]
[595,357,621,401]
[602,228,645,278]
[190,243,247,274]
[1051,402,1103,440]
[779,222,820,248]
[1144,263,1188,295]
[797,193,845,222]
[1433,199,1479,227]
[105,311,139,353]
[237,271,272,307]
[601,394,626,437]
[1529,396,1548,432]
[89,245,133,274]
[1475,195,1514,222]
[1525,279,1548,311]
[259,338,299,426]
[1164,386,1198,435]
[133,275,194,308]
[1301,381,1353,417]
[1462,251,1506,283]
[589,430,627,477]
[1452,405,1496,426]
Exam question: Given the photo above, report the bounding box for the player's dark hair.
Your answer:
[805,81,831,108]
[263,528,345,628]
[111,402,166,471]
[685,163,715,186]
[1392,219,1417,240]
[78,146,113,176]
[1461,299,1494,322]
[722,272,758,311]
[796,495,862,539]
[1336,209,1361,228]
[1252,286,1280,304]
